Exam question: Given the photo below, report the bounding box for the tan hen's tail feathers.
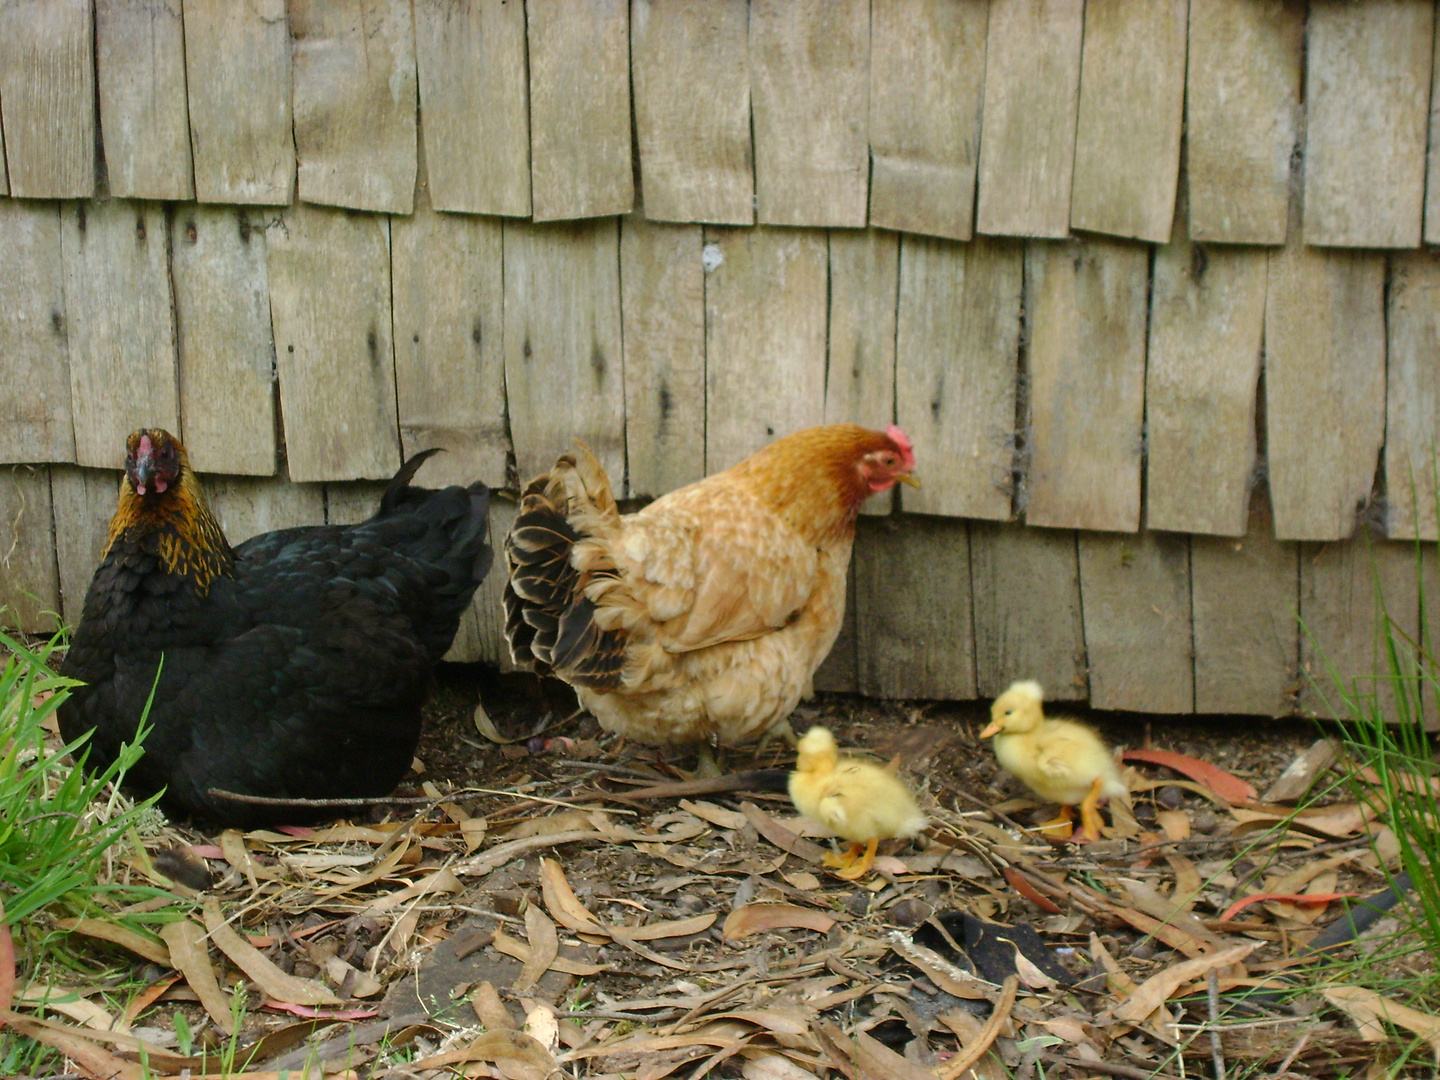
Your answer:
[503,461,629,689]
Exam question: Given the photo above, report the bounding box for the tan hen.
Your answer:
[503,424,917,772]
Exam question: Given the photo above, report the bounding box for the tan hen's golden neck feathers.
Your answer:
[725,425,902,545]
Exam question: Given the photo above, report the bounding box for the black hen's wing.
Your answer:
[240,477,491,662]
[152,530,444,822]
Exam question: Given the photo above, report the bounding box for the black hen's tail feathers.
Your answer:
[379,447,446,514]
[364,450,494,657]
[503,479,627,689]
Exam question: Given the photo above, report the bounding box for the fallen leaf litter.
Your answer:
[9,678,1439,1079]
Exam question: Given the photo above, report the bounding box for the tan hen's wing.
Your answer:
[612,485,820,653]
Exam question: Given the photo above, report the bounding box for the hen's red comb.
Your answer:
[885,424,915,470]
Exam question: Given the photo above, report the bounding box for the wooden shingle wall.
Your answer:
[2,0,1437,722]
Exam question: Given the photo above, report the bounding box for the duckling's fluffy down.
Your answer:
[788,727,927,843]
[983,681,1129,808]
[993,717,1129,805]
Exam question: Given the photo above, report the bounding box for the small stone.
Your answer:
[1157,786,1186,810]
[491,890,525,918]
[887,898,934,927]
[1126,938,1156,961]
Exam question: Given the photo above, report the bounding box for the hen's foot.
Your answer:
[755,722,799,756]
[677,742,724,779]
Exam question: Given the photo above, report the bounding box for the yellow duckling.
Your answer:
[980,680,1129,841]
[788,726,927,879]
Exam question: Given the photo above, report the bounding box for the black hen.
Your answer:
[58,429,492,827]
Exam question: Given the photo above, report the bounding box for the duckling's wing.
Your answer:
[816,792,851,832]
[1034,747,1075,780]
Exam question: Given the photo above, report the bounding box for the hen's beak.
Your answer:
[129,453,155,495]
[979,721,1001,739]
[899,473,921,489]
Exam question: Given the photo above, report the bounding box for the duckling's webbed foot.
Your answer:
[1034,804,1075,841]
[1073,776,1107,842]
[823,841,862,870]
[834,838,880,880]
[824,839,878,879]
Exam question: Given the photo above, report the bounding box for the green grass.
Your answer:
[0,625,190,1072]
[1295,536,1440,1069]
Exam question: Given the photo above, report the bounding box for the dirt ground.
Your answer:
[27,662,1430,1080]
[415,664,1322,814]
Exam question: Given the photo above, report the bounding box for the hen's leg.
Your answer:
[684,741,724,779]
[755,720,799,757]
[1074,777,1107,842]
[834,839,879,880]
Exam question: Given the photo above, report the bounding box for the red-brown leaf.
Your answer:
[1123,749,1258,804]
[0,907,13,1015]
[1003,866,1063,914]
[722,904,836,941]
[262,1001,379,1020]
[1220,892,1358,923]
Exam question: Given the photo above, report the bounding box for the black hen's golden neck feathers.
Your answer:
[105,442,234,595]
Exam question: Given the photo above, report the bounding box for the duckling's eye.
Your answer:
[1005,709,1013,716]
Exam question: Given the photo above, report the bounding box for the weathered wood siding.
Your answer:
[1,0,1434,723]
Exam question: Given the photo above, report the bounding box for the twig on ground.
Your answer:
[944,783,1037,836]
[552,1008,684,1021]
[1207,967,1226,1080]
[660,976,761,1036]
[1042,1056,1181,1080]
[208,788,436,808]
[926,826,1004,877]
[1273,1027,1312,1077]
[602,770,791,802]
[206,785,631,814]
[936,974,1018,1080]
[552,760,670,781]
[267,1013,433,1072]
